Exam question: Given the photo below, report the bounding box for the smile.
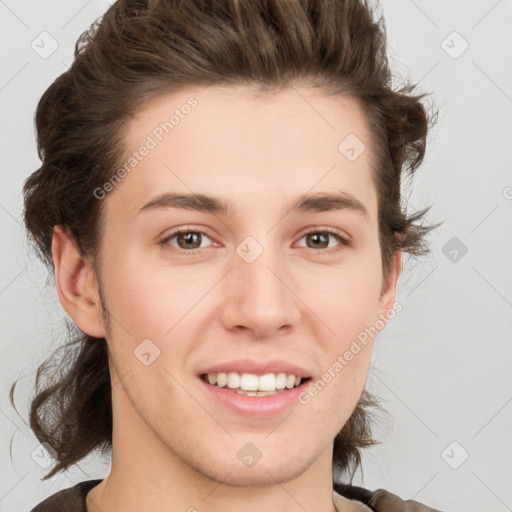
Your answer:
[198,372,312,417]
[201,371,306,396]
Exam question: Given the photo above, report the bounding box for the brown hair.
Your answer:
[11,0,440,483]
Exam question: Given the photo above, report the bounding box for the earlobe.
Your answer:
[52,225,107,338]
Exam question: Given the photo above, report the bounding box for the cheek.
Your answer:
[296,258,380,398]
[298,257,382,337]
[296,344,373,444]
[103,248,212,338]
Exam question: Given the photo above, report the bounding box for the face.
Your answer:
[86,85,400,487]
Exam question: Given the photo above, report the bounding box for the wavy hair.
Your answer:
[11,0,440,482]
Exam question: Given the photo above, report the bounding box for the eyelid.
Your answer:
[297,226,352,249]
[160,226,216,248]
[299,226,350,241]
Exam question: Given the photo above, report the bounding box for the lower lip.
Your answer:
[198,377,310,418]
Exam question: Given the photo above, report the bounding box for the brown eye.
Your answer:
[305,232,330,249]
[162,230,214,252]
[297,230,348,251]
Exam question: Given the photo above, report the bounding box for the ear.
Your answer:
[52,225,107,338]
[376,249,402,322]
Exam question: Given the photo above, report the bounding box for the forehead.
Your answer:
[106,84,378,224]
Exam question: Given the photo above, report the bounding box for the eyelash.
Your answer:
[160,227,351,255]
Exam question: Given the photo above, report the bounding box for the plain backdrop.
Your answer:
[1,1,511,511]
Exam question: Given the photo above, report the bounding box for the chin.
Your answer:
[192,448,316,488]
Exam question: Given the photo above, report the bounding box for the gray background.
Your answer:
[1,1,511,511]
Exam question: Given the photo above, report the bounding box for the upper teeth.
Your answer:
[205,372,302,391]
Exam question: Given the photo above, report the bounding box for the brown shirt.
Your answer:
[30,479,443,511]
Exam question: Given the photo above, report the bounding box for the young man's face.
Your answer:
[71,85,401,487]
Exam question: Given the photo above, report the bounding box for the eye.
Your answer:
[161,229,215,253]
[160,227,350,255]
[297,228,350,252]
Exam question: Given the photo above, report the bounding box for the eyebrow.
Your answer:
[137,191,369,218]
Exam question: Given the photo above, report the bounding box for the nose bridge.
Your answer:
[223,233,300,335]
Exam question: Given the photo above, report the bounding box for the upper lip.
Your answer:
[198,359,312,378]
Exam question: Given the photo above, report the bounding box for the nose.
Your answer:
[220,240,301,339]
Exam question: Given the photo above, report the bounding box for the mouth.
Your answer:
[196,360,314,417]
[199,372,312,397]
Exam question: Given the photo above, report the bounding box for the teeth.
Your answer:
[216,373,227,387]
[240,373,258,391]
[275,373,287,389]
[227,372,240,389]
[235,389,278,396]
[258,373,275,391]
[204,372,304,392]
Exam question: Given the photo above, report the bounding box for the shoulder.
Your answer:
[30,479,102,512]
[334,481,444,512]
[29,478,442,512]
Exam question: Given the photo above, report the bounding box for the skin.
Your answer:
[52,84,401,512]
